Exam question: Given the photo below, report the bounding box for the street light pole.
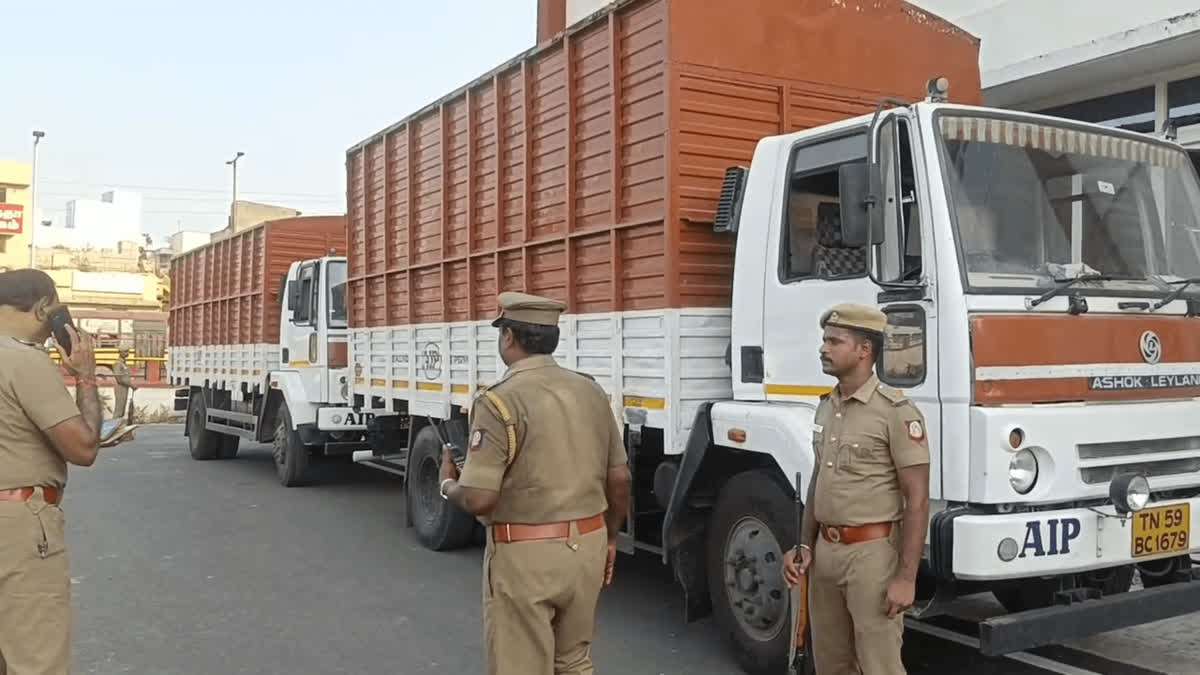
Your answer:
[30,130,44,269]
[226,151,244,232]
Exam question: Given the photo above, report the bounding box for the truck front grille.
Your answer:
[1076,436,1200,485]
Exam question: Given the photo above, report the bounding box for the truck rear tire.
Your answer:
[273,403,311,487]
[408,421,476,551]
[706,469,809,675]
[187,392,222,461]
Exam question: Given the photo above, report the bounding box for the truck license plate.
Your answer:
[1131,503,1190,558]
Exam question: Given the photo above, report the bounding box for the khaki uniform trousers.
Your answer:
[482,521,608,675]
[808,526,905,675]
[0,489,71,675]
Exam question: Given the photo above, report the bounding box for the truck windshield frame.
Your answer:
[931,107,1200,298]
[327,260,348,329]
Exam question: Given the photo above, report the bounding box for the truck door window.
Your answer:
[779,132,869,283]
[294,263,315,324]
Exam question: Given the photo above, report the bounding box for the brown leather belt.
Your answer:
[819,521,892,545]
[0,486,62,505]
[492,513,606,544]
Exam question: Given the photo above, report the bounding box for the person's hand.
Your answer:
[885,576,916,617]
[781,545,811,587]
[60,325,96,377]
[440,446,460,483]
[604,540,617,586]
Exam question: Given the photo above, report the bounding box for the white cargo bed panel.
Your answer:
[168,343,279,393]
[349,308,732,455]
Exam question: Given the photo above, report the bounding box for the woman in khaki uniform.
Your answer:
[0,269,103,674]
[781,302,931,675]
[438,292,633,675]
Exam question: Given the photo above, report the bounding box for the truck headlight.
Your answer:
[1110,473,1150,514]
[1009,448,1038,494]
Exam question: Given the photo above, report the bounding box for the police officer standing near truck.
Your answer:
[0,268,104,673]
[781,302,931,674]
[438,291,633,675]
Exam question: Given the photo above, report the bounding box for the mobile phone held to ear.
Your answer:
[47,306,75,357]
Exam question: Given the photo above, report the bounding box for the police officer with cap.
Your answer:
[781,302,931,674]
[439,291,633,675]
[0,268,104,673]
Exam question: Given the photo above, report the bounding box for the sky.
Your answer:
[3,0,537,246]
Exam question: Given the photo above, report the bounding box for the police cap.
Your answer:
[819,302,886,336]
[492,291,567,327]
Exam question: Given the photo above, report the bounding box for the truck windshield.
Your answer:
[327,261,348,328]
[935,112,1200,293]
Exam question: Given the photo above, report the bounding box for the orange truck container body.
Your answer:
[344,0,981,326]
[168,216,346,347]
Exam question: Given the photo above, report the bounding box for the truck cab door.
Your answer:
[758,127,880,401]
[283,261,324,401]
[757,113,942,500]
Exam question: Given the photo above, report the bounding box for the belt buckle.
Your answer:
[827,526,842,543]
[505,523,512,542]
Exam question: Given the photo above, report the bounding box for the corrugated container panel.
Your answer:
[167,216,346,347]
[344,0,982,326]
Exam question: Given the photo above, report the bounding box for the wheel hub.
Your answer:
[722,516,787,641]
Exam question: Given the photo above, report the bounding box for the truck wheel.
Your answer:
[407,422,476,551]
[273,403,311,487]
[187,393,221,460]
[706,469,804,675]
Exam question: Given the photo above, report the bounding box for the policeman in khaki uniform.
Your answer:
[0,268,104,674]
[781,302,931,675]
[438,291,633,675]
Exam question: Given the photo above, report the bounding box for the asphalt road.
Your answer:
[62,426,1175,674]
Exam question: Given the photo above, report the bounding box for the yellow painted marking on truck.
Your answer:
[623,395,665,410]
[450,384,469,394]
[392,380,409,389]
[355,377,365,385]
[370,378,387,387]
[765,384,834,397]
[289,360,310,367]
[416,382,444,392]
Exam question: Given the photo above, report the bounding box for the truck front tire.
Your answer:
[706,469,811,675]
[273,403,311,487]
[407,421,476,551]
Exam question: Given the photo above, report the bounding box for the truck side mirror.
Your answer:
[286,280,300,311]
[838,162,883,247]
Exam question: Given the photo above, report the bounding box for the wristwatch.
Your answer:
[440,478,454,500]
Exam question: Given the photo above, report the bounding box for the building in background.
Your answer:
[40,189,143,251]
[210,200,300,241]
[169,230,211,256]
[0,160,33,271]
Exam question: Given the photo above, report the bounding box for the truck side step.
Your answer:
[204,409,258,440]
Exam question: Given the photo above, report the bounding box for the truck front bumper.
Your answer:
[943,495,1200,581]
[978,573,1200,655]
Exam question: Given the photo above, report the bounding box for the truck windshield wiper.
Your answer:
[1026,273,1120,308]
[1150,277,1200,311]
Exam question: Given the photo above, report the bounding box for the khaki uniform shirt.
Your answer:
[112,358,132,387]
[457,355,628,526]
[811,374,930,527]
[0,336,81,490]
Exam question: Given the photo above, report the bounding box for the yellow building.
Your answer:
[0,160,33,271]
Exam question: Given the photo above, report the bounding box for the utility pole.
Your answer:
[29,130,45,269]
[226,151,244,232]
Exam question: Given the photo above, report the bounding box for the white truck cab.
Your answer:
[173,255,372,486]
[657,79,1200,668]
